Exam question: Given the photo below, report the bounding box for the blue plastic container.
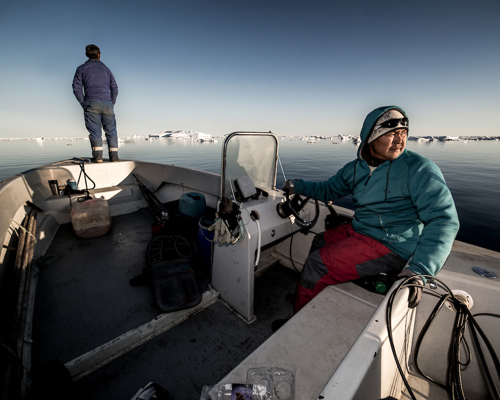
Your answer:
[179,192,206,218]
[198,214,215,269]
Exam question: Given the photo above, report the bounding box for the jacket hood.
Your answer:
[357,105,408,160]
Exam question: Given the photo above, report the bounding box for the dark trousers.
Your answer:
[294,223,407,313]
[83,99,118,158]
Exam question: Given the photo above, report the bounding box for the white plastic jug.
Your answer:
[71,198,111,239]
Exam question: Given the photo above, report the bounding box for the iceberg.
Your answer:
[153,130,213,140]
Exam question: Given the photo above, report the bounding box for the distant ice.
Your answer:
[150,130,212,139]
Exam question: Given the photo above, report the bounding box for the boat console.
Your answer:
[211,132,318,322]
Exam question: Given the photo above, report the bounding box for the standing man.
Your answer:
[72,44,119,162]
[279,105,459,324]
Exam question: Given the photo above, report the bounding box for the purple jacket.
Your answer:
[72,59,118,106]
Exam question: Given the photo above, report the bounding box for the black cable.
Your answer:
[386,283,417,400]
[449,303,467,400]
[466,308,500,380]
[459,334,471,368]
[412,293,451,390]
[76,160,95,202]
[385,279,454,397]
[468,316,500,399]
[387,275,500,400]
[389,277,456,398]
[473,313,500,319]
[387,277,458,399]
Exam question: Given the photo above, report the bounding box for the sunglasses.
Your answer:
[379,118,409,129]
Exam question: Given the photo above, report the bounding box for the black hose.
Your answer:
[387,275,500,400]
[412,294,451,390]
[449,304,467,400]
[468,317,500,399]
[76,161,95,202]
[473,313,500,319]
[386,284,417,400]
[466,308,500,382]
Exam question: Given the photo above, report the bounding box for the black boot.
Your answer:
[91,150,103,163]
[109,151,120,162]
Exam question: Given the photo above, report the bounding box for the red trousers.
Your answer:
[294,223,401,313]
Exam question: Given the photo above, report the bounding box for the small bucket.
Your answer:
[198,214,215,269]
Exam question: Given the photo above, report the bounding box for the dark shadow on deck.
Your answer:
[31,208,298,400]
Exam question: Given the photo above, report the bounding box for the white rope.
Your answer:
[277,153,287,183]
[226,166,237,201]
[10,219,37,242]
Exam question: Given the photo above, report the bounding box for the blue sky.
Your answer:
[0,0,498,138]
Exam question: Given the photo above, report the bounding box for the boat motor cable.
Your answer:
[75,159,95,202]
[238,204,252,226]
[387,276,500,400]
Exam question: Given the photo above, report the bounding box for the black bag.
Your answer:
[146,235,202,312]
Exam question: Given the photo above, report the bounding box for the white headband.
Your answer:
[368,109,408,143]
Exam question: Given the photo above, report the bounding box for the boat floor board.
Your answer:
[31,207,299,399]
[75,265,298,400]
[217,283,384,400]
[32,209,164,366]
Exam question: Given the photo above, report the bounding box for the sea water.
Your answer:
[0,137,499,252]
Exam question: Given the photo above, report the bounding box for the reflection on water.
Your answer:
[1,138,499,252]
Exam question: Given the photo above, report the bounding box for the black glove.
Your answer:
[397,269,423,308]
[282,179,296,195]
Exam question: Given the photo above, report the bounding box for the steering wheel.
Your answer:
[278,192,320,229]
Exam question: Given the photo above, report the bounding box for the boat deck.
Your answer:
[29,208,500,400]
[31,209,299,400]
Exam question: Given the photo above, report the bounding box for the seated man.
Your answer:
[282,105,459,318]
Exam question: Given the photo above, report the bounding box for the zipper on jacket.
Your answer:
[378,213,390,237]
[359,172,372,202]
[364,174,372,186]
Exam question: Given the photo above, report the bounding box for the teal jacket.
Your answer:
[294,106,460,278]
